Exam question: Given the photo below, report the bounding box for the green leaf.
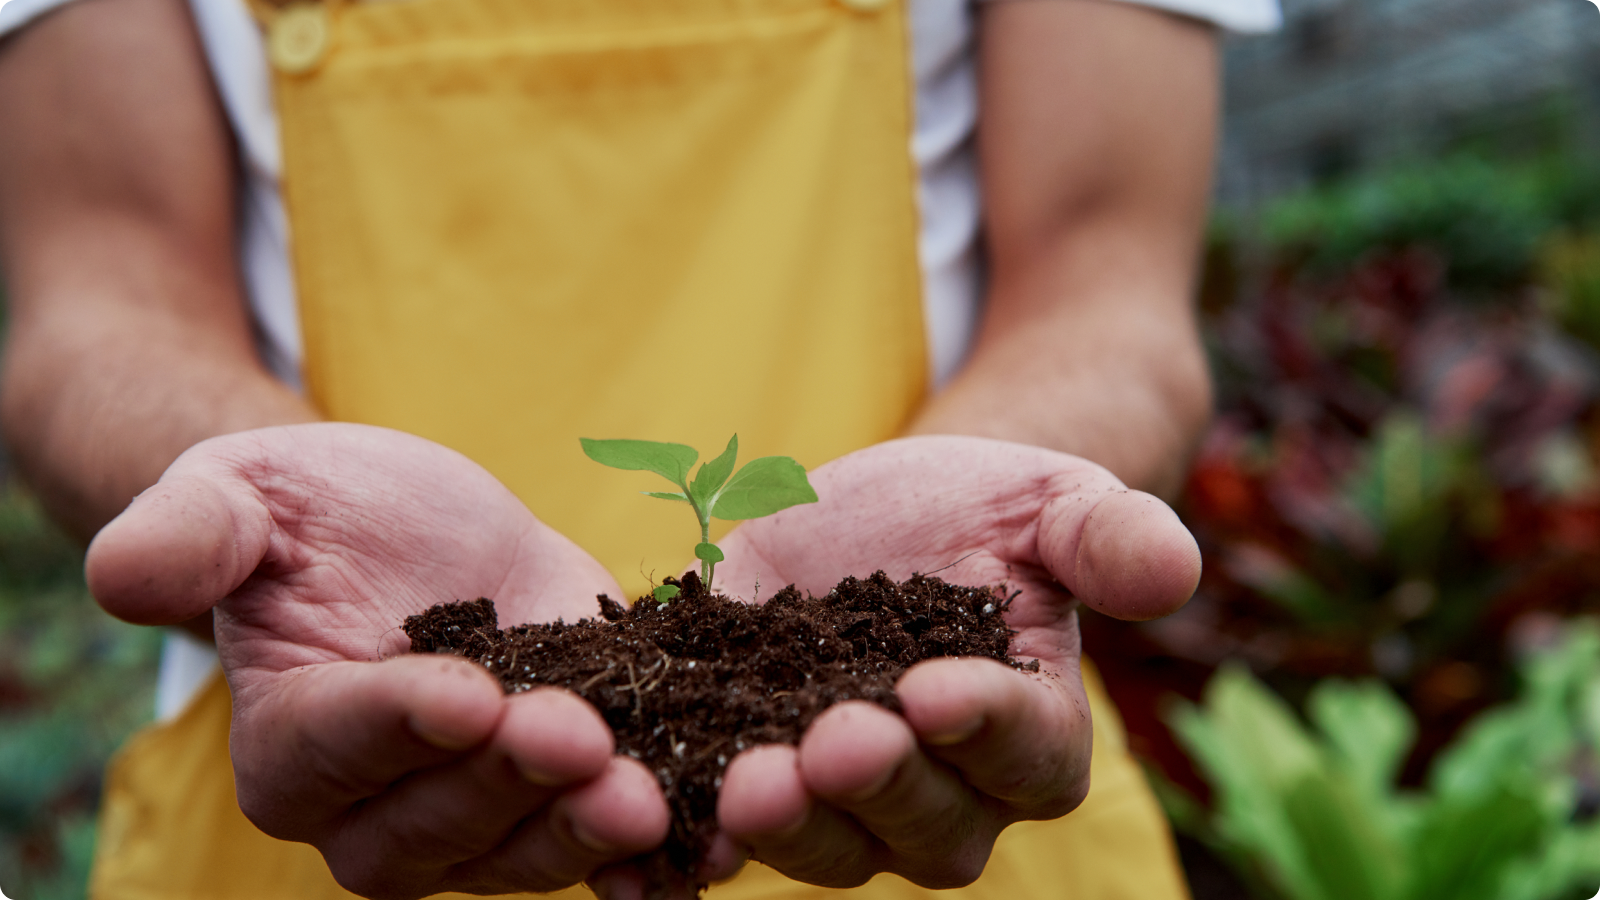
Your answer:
[644,491,690,503]
[1429,623,1599,803]
[695,542,724,564]
[1167,665,1327,900]
[1496,816,1600,900]
[711,456,818,520]
[580,438,698,490]
[1404,781,1547,900]
[689,435,739,509]
[1308,679,1415,799]
[653,584,681,604]
[1281,773,1406,900]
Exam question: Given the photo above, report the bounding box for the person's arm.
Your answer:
[697,3,1217,889]
[0,0,317,547]
[908,0,1219,499]
[6,5,673,894]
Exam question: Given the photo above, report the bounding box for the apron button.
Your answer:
[836,0,889,12]
[269,3,332,75]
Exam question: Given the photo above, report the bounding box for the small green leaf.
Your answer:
[1309,679,1415,797]
[695,542,724,564]
[689,435,739,508]
[644,491,691,503]
[711,456,818,520]
[653,584,681,604]
[580,438,699,490]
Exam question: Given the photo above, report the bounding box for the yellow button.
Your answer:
[836,0,888,12]
[268,3,331,75]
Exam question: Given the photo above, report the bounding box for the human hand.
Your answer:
[86,423,671,900]
[622,436,1198,894]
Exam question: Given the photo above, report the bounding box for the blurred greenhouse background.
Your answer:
[6,0,1600,897]
[0,488,160,899]
[1087,1,1600,895]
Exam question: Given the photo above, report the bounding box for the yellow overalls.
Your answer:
[88,0,1191,896]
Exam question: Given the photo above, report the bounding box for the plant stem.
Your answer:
[700,514,713,586]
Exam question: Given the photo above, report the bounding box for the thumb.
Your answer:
[1038,489,1200,621]
[86,454,272,626]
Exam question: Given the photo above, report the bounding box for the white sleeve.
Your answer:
[978,0,1281,34]
[0,0,80,37]
[1121,0,1279,32]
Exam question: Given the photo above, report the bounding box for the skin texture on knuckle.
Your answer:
[772,853,877,891]
[988,734,1091,815]
[1028,770,1092,822]
[231,774,327,847]
[440,814,598,897]
[880,808,989,888]
[900,841,993,891]
[754,824,881,891]
[320,847,436,900]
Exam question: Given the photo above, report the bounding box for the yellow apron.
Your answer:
[89,0,1190,896]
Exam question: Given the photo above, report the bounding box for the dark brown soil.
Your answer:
[403,570,1038,893]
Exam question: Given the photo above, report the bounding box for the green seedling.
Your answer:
[580,435,818,601]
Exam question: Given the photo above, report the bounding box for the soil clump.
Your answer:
[403,570,1038,892]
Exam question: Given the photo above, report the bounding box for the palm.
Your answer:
[193,425,619,678]
[87,424,669,899]
[695,436,1200,890]
[718,436,1197,661]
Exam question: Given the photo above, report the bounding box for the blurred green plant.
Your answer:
[0,485,162,900]
[1539,232,1600,355]
[1142,195,1600,724]
[1162,622,1600,900]
[1080,153,1600,895]
[1259,154,1600,296]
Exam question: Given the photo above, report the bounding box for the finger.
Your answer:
[230,655,505,842]
[586,867,648,900]
[317,687,614,895]
[717,744,881,889]
[897,658,1091,819]
[698,831,750,883]
[1040,488,1200,620]
[796,702,993,888]
[713,438,1199,615]
[454,756,671,893]
[590,830,749,897]
[86,454,272,625]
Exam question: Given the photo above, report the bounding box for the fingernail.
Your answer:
[408,717,479,751]
[514,762,566,787]
[845,766,897,804]
[571,820,616,854]
[923,715,984,747]
[770,804,811,840]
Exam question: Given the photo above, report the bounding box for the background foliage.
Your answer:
[1088,149,1600,899]
[0,487,161,900]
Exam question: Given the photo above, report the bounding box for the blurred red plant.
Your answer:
[1087,245,1600,795]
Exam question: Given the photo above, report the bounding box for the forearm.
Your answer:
[0,0,318,545]
[907,233,1212,500]
[910,0,1219,500]
[908,326,1208,501]
[1,289,317,544]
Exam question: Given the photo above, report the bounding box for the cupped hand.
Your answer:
[688,436,1199,891]
[86,423,671,900]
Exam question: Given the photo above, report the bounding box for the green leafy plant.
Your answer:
[1159,622,1600,900]
[580,435,817,602]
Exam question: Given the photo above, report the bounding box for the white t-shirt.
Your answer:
[1,0,1279,718]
